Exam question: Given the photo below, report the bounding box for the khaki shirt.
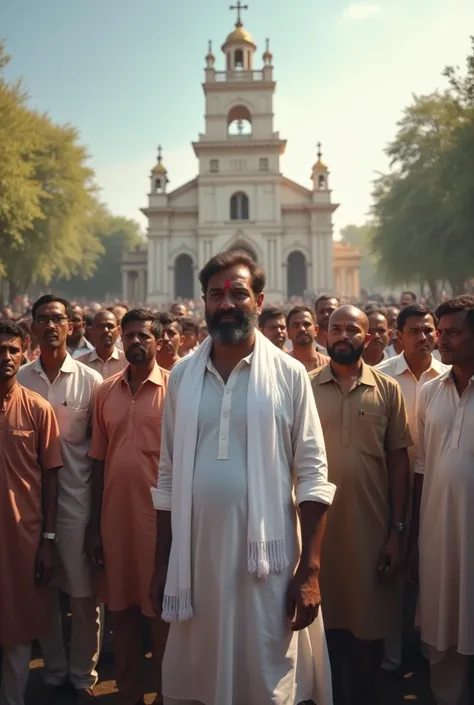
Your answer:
[78,346,128,380]
[310,362,412,640]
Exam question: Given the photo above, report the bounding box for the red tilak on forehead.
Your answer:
[224,280,231,289]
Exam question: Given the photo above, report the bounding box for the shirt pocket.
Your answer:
[357,409,388,459]
[139,414,163,455]
[12,429,37,457]
[56,405,89,445]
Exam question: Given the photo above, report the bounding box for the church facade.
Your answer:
[121,11,360,304]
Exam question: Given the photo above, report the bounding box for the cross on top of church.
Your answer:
[230,1,249,26]
[157,145,163,163]
[317,142,322,160]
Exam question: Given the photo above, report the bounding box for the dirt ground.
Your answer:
[24,620,435,705]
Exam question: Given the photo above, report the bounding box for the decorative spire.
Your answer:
[263,37,273,63]
[208,39,213,54]
[151,145,167,176]
[230,1,249,27]
[317,141,322,161]
[157,145,163,165]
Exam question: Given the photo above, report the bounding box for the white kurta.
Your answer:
[414,371,474,655]
[154,353,335,705]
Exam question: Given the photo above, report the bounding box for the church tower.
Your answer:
[192,2,287,293]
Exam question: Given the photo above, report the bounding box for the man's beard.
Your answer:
[206,307,258,345]
[327,341,365,365]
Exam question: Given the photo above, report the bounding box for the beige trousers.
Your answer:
[39,589,100,690]
[428,645,470,705]
[0,642,31,705]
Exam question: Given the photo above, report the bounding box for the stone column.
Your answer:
[138,270,146,303]
[122,270,128,302]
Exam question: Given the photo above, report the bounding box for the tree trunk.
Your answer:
[448,279,466,296]
[427,279,438,302]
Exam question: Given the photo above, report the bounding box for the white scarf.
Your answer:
[162,329,289,622]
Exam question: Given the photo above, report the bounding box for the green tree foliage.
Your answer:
[54,211,143,300]
[0,42,107,299]
[371,39,474,297]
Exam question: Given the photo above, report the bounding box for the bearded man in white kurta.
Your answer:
[151,251,336,705]
[409,295,474,705]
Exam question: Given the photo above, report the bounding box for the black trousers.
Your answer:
[326,629,384,705]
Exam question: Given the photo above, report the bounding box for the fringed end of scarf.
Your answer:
[161,590,194,623]
[247,539,289,578]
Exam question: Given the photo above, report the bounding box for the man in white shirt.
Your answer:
[18,295,103,704]
[78,310,127,380]
[377,304,449,670]
[150,251,335,705]
[408,295,474,705]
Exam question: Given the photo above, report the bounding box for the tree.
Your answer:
[0,44,44,278]
[53,211,143,300]
[370,39,474,296]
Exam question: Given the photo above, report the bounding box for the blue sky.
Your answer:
[2,0,473,236]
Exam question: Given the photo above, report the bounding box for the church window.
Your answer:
[259,158,269,172]
[230,192,249,221]
[210,159,219,173]
[234,49,244,69]
[318,174,326,190]
[155,178,162,193]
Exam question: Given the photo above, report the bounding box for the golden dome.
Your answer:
[312,159,328,172]
[222,23,256,49]
[151,145,167,175]
[152,162,167,175]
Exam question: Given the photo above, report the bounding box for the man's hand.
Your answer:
[378,531,403,580]
[35,539,56,585]
[84,523,104,569]
[406,538,419,585]
[286,567,321,632]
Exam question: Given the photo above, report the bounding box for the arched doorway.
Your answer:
[287,251,307,297]
[174,254,194,299]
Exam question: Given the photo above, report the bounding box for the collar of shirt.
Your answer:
[88,346,120,363]
[68,337,93,354]
[32,352,75,377]
[205,351,254,375]
[120,361,165,389]
[444,368,474,386]
[318,360,377,387]
[394,352,447,378]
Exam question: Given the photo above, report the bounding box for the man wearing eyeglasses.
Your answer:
[18,295,103,704]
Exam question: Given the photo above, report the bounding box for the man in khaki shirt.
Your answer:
[286,306,329,373]
[78,310,127,380]
[310,305,411,705]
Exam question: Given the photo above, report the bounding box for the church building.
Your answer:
[121,6,360,304]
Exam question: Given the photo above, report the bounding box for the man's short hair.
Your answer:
[365,306,388,319]
[180,317,199,335]
[0,320,25,343]
[199,250,266,295]
[32,295,73,321]
[397,304,437,332]
[401,291,417,302]
[158,312,182,333]
[259,307,285,329]
[435,295,474,332]
[315,295,340,310]
[286,305,315,328]
[121,309,163,340]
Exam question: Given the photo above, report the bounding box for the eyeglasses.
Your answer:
[34,315,69,326]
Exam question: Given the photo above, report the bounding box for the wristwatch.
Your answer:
[391,522,405,534]
[42,532,58,543]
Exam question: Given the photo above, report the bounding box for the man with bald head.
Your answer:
[79,310,127,379]
[310,305,412,705]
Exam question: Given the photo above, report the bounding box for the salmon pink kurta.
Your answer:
[0,383,62,647]
[89,363,169,616]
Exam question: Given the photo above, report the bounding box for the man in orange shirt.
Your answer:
[0,321,62,705]
[87,310,169,705]
[287,306,329,373]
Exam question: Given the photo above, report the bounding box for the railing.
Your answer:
[214,70,264,82]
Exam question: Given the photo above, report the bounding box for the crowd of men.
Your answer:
[0,252,473,705]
